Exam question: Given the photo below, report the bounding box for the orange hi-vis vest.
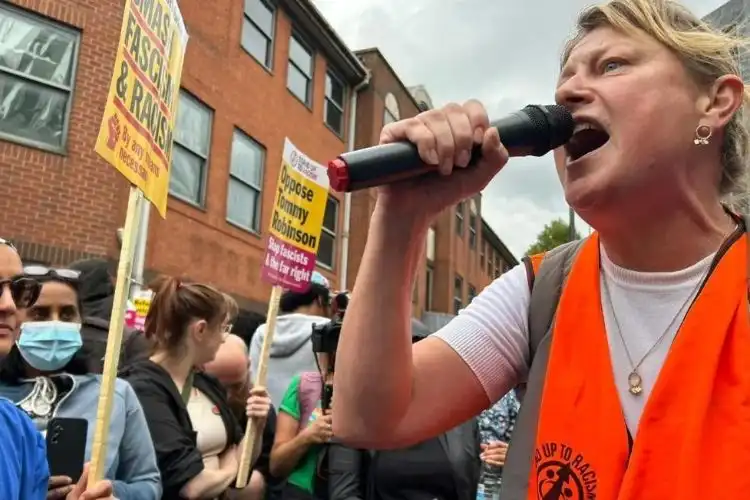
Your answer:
[502,223,750,499]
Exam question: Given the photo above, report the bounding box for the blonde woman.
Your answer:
[334,0,750,497]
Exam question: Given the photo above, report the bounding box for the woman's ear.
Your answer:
[702,74,745,130]
[190,319,208,342]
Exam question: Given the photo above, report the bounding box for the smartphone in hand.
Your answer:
[46,417,88,481]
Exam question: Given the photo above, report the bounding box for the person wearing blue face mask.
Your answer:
[0,267,161,500]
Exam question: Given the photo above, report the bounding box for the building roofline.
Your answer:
[481,218,518,266]
[354,47,424,110]
[281,0,368,85]
[703,0,744,22]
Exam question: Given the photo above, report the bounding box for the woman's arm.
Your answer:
[328,444,365,500]
[269,411,313,478]
[110,381,162,500]
[335,205,531,448]
[179,467,236,499]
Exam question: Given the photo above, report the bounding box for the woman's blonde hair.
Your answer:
[562,0,750,199]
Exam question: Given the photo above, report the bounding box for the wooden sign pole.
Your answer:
[235,285,283,487]
[88,186,144,485]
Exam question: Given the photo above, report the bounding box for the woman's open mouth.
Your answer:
[565,120,610,163]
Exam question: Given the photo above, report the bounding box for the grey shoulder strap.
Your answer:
[502,238,586,495]
[527,239,587,361]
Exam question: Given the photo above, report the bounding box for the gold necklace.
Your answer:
[601,271,703,396]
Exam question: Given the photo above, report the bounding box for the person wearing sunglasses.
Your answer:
[0,239,118,499]
[0,264,161,500]
[0,240,41,358]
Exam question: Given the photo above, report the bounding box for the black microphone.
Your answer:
[328,104,574,192]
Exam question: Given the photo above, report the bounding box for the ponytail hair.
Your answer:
[144,275,228,353]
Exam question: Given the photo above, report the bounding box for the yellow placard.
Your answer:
[261,139,330,292]
[94,0,189,217]
[269,162,328,254]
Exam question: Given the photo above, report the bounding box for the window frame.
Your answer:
[383,92,399,127]
[0,3,81,154]
[169,90,213,207]
[226,129,266,234]
[324,69,346,136]
[453,274,463,314]
[317,195,339,270]
[287,30,314,107]
[241,0,276,69]
[468,212,477,250]
[455,202,464,236]
[425,265,434,312]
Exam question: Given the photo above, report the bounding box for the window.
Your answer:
[0,5,80,152]
[227,130,265,232]
[426,227,436,261]
[170,91,212,205]
[494,254,501,278]
[324,71,345,135]
[480,241,485,268]
[287,33,313,105]
[487,247,492,275]
[469,213,477,249]
[455,202,464,236]
[468,285,477,303]
[318,196,338,268]
[453,275,463,314]
[383,93,399,126]
[425,265,434,311]
[242,0,275,67]
[468,199,477,249]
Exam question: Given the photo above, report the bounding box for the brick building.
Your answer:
[0,1,516,320]
[0,0,368,313]
[346,48,518,322]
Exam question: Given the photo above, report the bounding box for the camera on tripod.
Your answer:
[311,291,349,410]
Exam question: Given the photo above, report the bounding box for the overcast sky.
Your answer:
[311,0,729,257]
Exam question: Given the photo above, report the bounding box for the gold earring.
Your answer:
[694,125,712,145]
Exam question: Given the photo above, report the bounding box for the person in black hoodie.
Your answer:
[120,275,273,500]
[68,258,150,372]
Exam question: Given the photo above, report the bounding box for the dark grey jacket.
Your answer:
[328,418,481,500]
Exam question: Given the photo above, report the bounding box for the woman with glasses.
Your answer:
[0,264,161,500]
[0,239,122,500]
[121,276,273,500]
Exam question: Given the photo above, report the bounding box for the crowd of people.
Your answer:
[3,0,750,498]
[0,239,514,500]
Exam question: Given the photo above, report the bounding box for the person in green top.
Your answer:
[272,374,332,498]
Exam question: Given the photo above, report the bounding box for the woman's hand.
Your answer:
[302,413,334,444]
[47,476,73,499]
[245,386,271,422]
[480,441,509,467]
[65,464,117,500]
[376,100,508,218]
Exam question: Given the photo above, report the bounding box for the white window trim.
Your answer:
[226,129,265,233]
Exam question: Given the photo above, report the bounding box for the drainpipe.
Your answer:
[339,70,371,291]
[130,202,150,298]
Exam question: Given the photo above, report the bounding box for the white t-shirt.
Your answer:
[434,246,714,435]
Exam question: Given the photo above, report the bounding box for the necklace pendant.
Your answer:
[628,371,643,396]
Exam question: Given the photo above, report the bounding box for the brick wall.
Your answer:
[1,0,129,261]
[0,0,359,313]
